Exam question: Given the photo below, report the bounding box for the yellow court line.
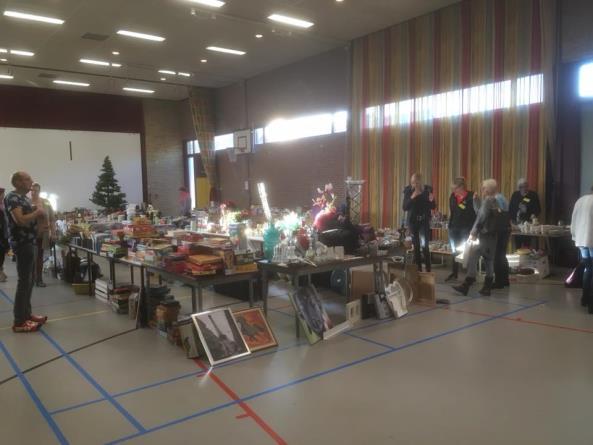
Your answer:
[0,310,109,331]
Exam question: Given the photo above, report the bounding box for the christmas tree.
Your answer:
[90,156,127,213]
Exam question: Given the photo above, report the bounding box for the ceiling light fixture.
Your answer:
[112,51,120,55]
[178,72,191,77]
[201,59,207,63]
[53,80,90,87]
[0,48,7,53]
[187,0,225,7]
[3,10,64,25]
[0,59,7,62]
[117,30,165,42]
[158,69,176,75]
[80,58,110,66]
[160,77,166,81]
[255,34,263,39]
[206,46,246,55]
[268,14,314,28]
[0,74,14,79]
[123,87,154,94]
[111,63,122,67]
[10,49,34,57]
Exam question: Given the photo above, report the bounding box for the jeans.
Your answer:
[467,233,497,279]
[411,222,431,272]
[449,228,470,275]
[495,230,511,285]
[13,243,34,325]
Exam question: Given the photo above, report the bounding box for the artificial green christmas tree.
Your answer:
[90,156,127,213]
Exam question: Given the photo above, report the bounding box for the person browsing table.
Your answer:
[446,177,476,282]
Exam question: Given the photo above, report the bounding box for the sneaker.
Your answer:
[29,314,48,325]
[12,320,40,333]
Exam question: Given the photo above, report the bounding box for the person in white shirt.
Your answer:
[571,186,593,314]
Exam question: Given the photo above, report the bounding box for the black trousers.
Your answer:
[13,243,34,325]
[0,241,7,270]
[411,223,431,272]
[494,230,511,285]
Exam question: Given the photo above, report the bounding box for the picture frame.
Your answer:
[233,308,278,352]
[289,285,333,345]
[191,308,251,365]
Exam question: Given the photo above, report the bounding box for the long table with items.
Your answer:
[258,255,388,338]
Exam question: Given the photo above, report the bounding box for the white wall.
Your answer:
[581,103,593,195]
[0,127,142,211]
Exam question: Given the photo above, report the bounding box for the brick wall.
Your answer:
[143,99,188,216]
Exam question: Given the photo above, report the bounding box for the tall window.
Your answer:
[579,62,593,98]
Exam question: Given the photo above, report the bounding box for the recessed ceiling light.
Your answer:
[0,74,14,79]
[201,59,208,63]
[117,30,165,42]
[112,51,120,55]
[0,49,7,53]
[336,0,344,2]
[3,10,64,25]
[160,77,166,81]
[268,14,314,28]
[0,59,7,62]
[158,69,176,75]
[123,87,154,94]
[178,72,191,77]
[53,80,90,87]
[10,50,34,57]
[206,46,246,55]
[187,0,225,7]
[255,34,263,39]
[111,63,122,68]
[80,58,110,66]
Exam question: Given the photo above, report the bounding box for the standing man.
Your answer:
[403,173,436,272]
[4,172,48,332]
[446,178,476,282]
[571,185,593,314]
[509,178,541,248]
[493,191,511,289]
[0,187,8,282]
[30,183,55,288]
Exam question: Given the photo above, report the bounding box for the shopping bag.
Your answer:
[461,238,479,269]
[385,280,410,318]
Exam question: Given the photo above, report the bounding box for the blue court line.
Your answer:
[0,288,146,433]
[107,300,545,444]
[0,341,69,445]
[49,341,305,416]
[38,330,146,433]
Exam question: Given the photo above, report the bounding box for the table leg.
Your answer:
[110,259,116,289]
[52,244,58,278]
[292,275,300,339]
[87,251,93,296]
[248,279,254,308]
[138,265,146,328]
[191,287,197,313]
[262,270,269,315]
[198,287,203,312]
[130,265,135,284]
[145,267,151,327]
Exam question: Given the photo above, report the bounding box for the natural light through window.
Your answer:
[214,133,234,151]
[579,62,593,98]
[263,111,348,144]
[365,73,543,129]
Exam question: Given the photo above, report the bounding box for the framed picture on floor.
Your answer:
[191,308,251,366]
[233,308,278,352]
[289,285,333,345]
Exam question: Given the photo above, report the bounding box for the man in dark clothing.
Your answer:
[403,173,436,272]
[493,193,511,289]
[4,172,48,333]
[0,187,8,282]
[509,178,541,249]
[446,177,476,282]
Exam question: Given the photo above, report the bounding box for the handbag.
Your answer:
[385,280,411,318]
[461,238,480,269]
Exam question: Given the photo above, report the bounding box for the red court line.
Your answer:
[236,414,250,420]
[194,359,287,445]
[442,307,593,334]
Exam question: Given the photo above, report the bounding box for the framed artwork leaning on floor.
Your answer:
[233,308,278,352]
[191,308,251,365]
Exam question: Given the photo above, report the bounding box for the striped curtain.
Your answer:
[351,0,556,227]
[188,87,217,198]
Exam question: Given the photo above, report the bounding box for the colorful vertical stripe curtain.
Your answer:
[188,87,217,198]
[350,0,556,228]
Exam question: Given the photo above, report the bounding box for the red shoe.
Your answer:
[12,320,40,333]
[29,315,48,325]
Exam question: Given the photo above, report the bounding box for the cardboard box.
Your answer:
[350,268,375,302]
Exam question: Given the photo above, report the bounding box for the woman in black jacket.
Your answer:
[403,173,436,272]
[446,177,476,282]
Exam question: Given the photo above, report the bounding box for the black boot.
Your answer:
[480,276,494,296]
[582,261,592,307]
[453,277,475,296]
[446,263,459,282]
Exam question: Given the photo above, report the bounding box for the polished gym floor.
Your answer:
[1,257,592,445]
